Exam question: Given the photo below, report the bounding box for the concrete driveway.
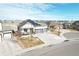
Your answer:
[0,40,23,55]
[33,33,64,44]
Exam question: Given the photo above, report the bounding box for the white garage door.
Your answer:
[35,29,44,33]
[4,33,12,40]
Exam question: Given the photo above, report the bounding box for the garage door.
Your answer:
[4,33,12,40]
[35,29,44,33]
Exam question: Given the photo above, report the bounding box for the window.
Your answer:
[24,29,27,32]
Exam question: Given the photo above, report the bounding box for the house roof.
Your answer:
[72,21,79,25]
[21,23,34,28]
[18,19,41,28]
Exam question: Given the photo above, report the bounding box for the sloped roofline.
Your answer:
[18,19,41,29]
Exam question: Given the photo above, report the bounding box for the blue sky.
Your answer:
[0,3,79,20]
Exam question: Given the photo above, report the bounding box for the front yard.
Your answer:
[16,35,44,48]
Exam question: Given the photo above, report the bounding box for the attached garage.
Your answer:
[3,31,12,40]
[35,29,44,33]
[35,26,47,33]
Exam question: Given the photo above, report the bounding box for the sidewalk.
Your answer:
[0,40,23,56]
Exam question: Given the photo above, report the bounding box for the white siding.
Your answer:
[0,23,2,42]
[0,35,1,42]
[35,26,47,33]
[0,23,2,31]
[21,22,34,29]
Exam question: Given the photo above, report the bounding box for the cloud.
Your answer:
[0,3,56,20]
[0,3,78,20]
[3,3,56,14]
[32,3,56,12]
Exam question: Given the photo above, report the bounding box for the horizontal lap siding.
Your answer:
[35,29,47,33]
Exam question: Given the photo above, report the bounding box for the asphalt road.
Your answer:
[63,32,79,40]
[17,32,79,56]
[18,40,79,56]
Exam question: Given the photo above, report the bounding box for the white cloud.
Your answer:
[0,3,56,20]
[0,4,78,21]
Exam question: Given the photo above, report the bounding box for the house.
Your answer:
[62,21,72,29]
[2,20,19,31]
[49,22,61,32]
[71,21,79,30]
[0,22,3,42]
[18,19,48,35]
[0,22,12,42]
[34,26,48,33]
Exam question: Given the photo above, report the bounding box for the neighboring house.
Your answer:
[62,21,72,29]
[49,22,63,32]
[2,22,19,31]
[18,19,48,35]
[71,21,79,31]
[0,22,12,42]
